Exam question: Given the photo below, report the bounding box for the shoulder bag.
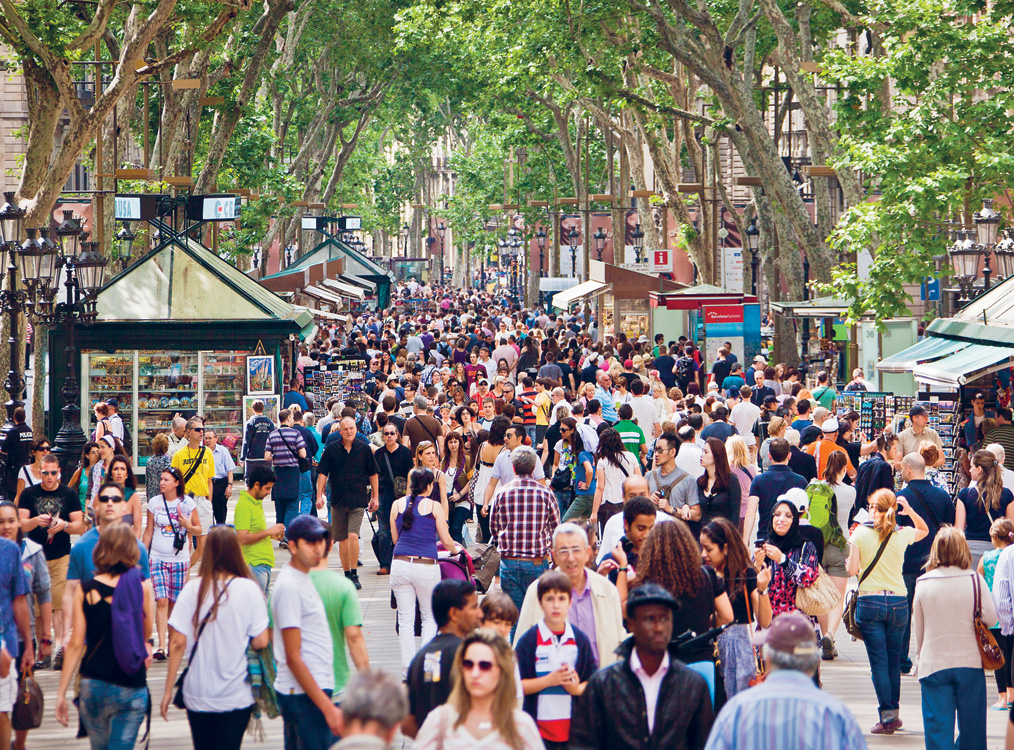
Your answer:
[842,532,891,641]
[173,579,233,709]
[382,450,408,498]
[743,582,766,686]
[279,429,310,473]
[973,572,1006,671]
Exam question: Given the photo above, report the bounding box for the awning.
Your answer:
[770,295,870,319]
[912,343,1014,389]
[320,278,365,300]
[877,337,971,374]
[308,307,348,322]
[552,280,609,309]
[303,285,345,305]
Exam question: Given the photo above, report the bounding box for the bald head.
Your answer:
[622,474,650,500]
[901,452,925,479]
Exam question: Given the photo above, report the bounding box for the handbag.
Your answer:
[11,667,43,730]
[743,582,765,686]
[382,450,407,498]
[795,564,841,616]
[279,429,310,473]
[550,466,572,491]
[843,533,891,641]
[173,580,232,709]
[973,572,1006,671]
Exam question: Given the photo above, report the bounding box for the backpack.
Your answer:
[120,418,134,457]
[806,480,847,550]
[676,356,695,386]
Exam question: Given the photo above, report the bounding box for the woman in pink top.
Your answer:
[725,435,757,530]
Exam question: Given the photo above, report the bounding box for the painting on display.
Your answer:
[243,395,280,426]
[247,355,275,395]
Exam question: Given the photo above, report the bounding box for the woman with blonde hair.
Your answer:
[914,526,995,749]
[957,449,1014,562]
[651,382,675,424]
[725,435,757,529]
[981,517,1014,710]
[415,629,542,750]
[846,488,928,734]
[758,416,787,471]
[415,441,449,516]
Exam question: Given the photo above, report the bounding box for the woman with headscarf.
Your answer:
[754,496,822,636]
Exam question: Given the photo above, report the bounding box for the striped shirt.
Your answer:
[985,424,1014,470]
[265,427,306,468]
[703,670,866,750]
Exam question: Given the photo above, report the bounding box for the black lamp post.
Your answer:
[400,223,409,257]
[631,223,645,264]
[949,228,981,301]
[593,227,607,261]
[802,254,811,362]
[566,226,579,277]
[251,244,262,270]
[39,215,107,475]
[114,220,136,269]
[437,223,446,284]
[535,228,547,278]
[0,193,27,449]
[745,217,760,296]
[975,198,1001,293]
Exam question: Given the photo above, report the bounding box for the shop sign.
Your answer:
[649,248,671,274]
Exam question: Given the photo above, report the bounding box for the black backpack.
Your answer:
[676,356,695,386]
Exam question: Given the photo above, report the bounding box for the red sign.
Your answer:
[703,305,745,325]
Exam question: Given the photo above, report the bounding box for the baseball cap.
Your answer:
[754,612,818,655]
[287,515,328,543]
[626,582,680,619]
[778,487,810,515]
[637,335,649,343]
[753,355,767,364]
[763,394,778,405]
[822,417,839,432]
[624,359,634,369]
[973,392,986,401]
[909,404,928,418]
[106,397,119,408]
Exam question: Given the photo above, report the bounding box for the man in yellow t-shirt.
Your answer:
[171,416,216,567]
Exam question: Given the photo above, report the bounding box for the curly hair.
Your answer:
[634,520,705,599]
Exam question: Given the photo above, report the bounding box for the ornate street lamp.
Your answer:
[949,229,981,300]
[631,223,645,264]
[535,228,547,278]
[994,233,1014,281]
[114,220,136,267]
[566,226,579,278]
[745,217,760,296]
[975,199,1001,292]
[437,223,446,284]
[593,227,607,261]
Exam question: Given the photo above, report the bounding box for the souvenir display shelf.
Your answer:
[82,350,248,468]
[304,356,369,419]
[836,392,914,438]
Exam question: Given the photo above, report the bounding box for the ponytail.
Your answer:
[972,450,1004,512]
[401,466,436,533]
[869,488,897,543]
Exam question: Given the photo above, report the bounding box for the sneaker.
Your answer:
[377,567,390,576]
[870,721,895,735]
[278,540,288,550]
[53,649,63,671]
[894,718,903,730]
[821,635,836,661]
[350,571,362,591]
[33,654,51,670]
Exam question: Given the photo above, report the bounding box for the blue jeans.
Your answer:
[298,471,314,515]
[251,564,272,594]
[900,571,919,673]
[856,594,909,722]
[921,667,987,750]
[553,487,573,517]
[276,690,335,750]
[524,425,537,443]
[448,505,472,545]
[275,496,299,539]
[78,677,148,750]
[499,557,550,635]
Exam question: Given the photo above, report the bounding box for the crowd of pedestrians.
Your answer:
[3,281,1014,750]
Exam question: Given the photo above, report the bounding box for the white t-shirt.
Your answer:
[597,510,675,565]
[146,494,197,562]
[17,464,39,489]
[629,395,659,438]
[491,447,546,492]
[596,452,640,507]
[730,402,762,446]
[675,444,705,479]
[271,565,334,693]
[168,577,269,712]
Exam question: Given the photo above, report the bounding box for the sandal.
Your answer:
[153,648,166,662]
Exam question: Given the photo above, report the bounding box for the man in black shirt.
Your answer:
[711,347,733,390]
[316,416,378,589]
[652,346,677,390]
[2,406,33,502]
[402,580,481,738]
[18,453,85,667]
[372,423,413,574]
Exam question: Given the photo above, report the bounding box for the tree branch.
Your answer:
[67,0,117,52]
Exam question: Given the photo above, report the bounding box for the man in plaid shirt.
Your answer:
[490,446,561,619]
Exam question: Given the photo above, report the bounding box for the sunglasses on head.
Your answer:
[461,658,495,672]
[97,494,126,503]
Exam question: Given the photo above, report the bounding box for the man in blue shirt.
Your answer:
[791,398,813,432]
[0,535,31,674]
[703,612,866,750]
[743,438,807,542]
[721,363,747,399]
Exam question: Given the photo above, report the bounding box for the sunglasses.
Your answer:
[36,446,51,452]
[40,470,59,476]
[461,659,495,672]
[383,431,398,436]
[191,427,204,432]
[97,494,126,503]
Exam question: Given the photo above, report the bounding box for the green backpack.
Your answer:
[805,480,847,550]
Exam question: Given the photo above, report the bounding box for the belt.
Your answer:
[503,556,545,564]
[859,590,901,597]
[394,555,436,565]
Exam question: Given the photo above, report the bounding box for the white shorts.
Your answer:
[194,496,214,536]
[0,670,17,713]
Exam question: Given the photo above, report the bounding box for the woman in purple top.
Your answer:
[389,468,461,673]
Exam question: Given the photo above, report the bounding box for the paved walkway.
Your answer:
[22,492,1013,749]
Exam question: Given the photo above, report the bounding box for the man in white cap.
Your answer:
[703,612,866,750]
[803,417,856,481]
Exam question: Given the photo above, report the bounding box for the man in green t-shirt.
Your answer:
[235,464,285,593]
[811,370,837,412]
[311,525,369,695]
[614,403,647,467]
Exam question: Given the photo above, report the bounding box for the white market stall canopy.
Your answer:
[320,278,366,300]
[552,280,610,309]
[877,337,971,374]
[911,343,1014,389]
